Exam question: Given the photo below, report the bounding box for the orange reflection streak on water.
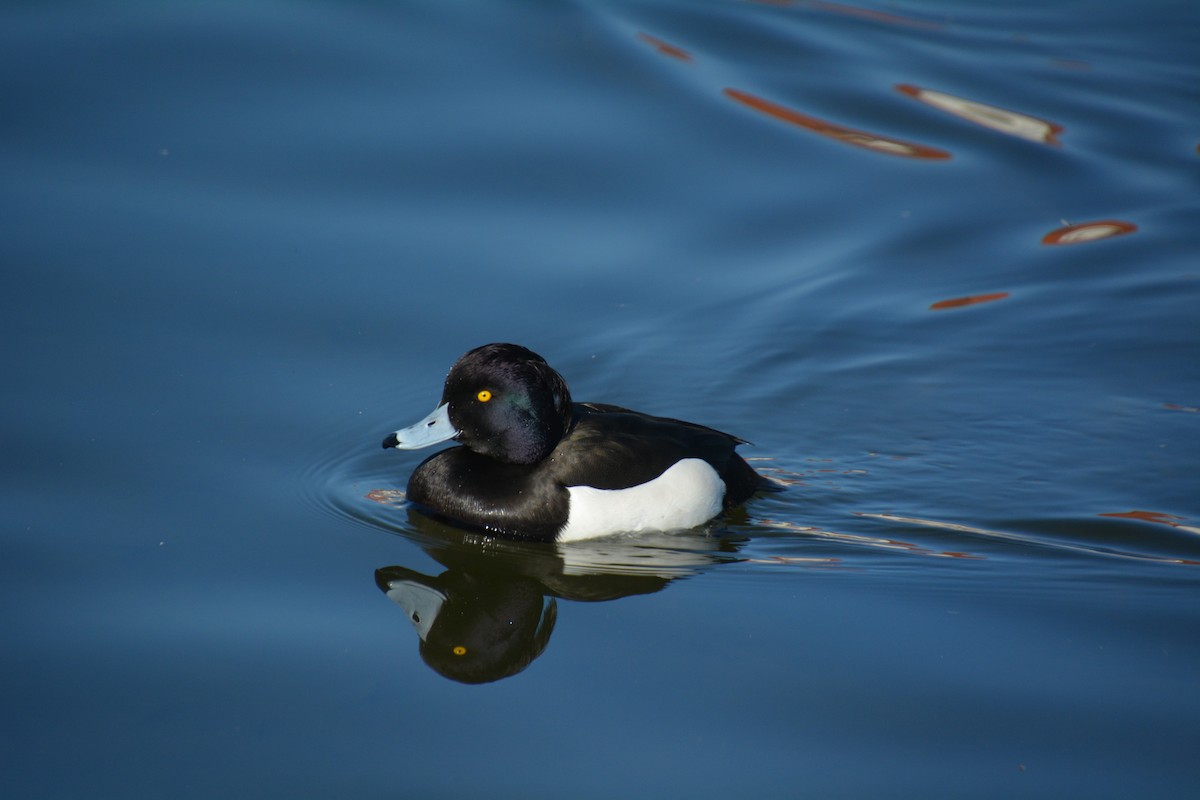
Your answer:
[757,517,983,560]
[724,88,952,159]
[365,488,406,507]
[1050,59,1092,72]
[895,84,1064,145]
[1041,219,1137,245]
[807,0,944,29]
[741,553,847,568]
[636,32,693,62]
[749,0,943,29]
[860,512,1200,565]
[929,291,1010,310]
[1163,403,1200,413]
[1099,511,1200,537]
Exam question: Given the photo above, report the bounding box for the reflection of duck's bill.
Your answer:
[382,402,459,450]
[375,566,446,641]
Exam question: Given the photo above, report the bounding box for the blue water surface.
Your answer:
[4,1,1199,798]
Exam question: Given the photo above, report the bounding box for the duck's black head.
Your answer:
[438,343,574,465]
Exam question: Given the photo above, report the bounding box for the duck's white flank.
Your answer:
[557,458,725,542]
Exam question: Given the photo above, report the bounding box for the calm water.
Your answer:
[5,0,1199,797]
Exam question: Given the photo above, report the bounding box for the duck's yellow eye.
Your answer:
[476,390,492,402]
[452,646,468,656]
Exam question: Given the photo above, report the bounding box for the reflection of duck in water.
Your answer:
[376,511,744,684]
[382,343,775,541]
[376,566,558,685]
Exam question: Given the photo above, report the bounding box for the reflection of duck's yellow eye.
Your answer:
[476,390,492,402]
[452,646,468,656]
